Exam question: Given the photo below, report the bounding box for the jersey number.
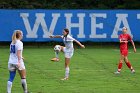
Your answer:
[10,45,15,53]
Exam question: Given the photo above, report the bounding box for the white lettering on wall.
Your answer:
[111,14,132,38]
[65,13,85,38]
[20,12,136,40]
[20,13,60,38]
[89,13,107,38]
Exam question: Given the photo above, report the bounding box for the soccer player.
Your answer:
[7,30,28,93]
[50,28,85,80]
[114,27,136,74]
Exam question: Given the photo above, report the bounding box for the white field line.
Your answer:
[47,69,105,72]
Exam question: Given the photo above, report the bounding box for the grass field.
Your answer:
[0,45,140,93]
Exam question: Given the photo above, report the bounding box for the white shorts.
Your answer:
[63,47,74,58]
[8,61,25,71]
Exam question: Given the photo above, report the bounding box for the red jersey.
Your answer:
[119,34,132,51]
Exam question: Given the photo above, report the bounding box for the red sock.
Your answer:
[118,62,123,72]
[126,62,133,70]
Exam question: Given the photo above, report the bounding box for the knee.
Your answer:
[119,59,123,63]
[21,75,26,79]
[65,67,70,71]
[124,58,128,62]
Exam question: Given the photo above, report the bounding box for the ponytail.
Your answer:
[12,30,22,44]
[63,28,69,42]
[12,31,17,44]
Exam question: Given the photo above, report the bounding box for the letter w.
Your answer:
[20,13,60,38]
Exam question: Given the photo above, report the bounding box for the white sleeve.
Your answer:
[67,35,75,41]
[17,41,23,50]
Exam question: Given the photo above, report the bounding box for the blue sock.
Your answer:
[8,71,16,82]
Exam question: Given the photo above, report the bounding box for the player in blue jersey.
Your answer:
[7,30,28,93]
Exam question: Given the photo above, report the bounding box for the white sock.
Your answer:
[21,79,28,93]
[65,67,70,78]
[55,51,59,58]
[7,81,12,93]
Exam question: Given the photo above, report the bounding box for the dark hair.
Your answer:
[64,28,69,35]
[63,28,69,42]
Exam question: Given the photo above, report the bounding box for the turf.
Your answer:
[0,46,140,93]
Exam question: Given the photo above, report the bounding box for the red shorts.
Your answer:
[120,50,128,56]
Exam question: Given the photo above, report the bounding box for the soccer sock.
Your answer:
[7,81,12,93]
[118,62,123,72]
[55,51,59,58]
[21,79,28,93]
[8,71,16,82]
[65,67,70,78]
[126,61,133,71]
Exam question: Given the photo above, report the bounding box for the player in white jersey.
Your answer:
[7,30,28,93]
[50,28,85,80]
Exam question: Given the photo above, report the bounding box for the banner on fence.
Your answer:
[0,10,140,42]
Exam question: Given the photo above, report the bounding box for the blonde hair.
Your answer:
[12,30,22,44]
[122,27,127,30]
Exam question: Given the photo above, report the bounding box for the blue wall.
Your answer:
[0,10,140,42]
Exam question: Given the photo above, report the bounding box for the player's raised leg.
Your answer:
[51,45,63,62]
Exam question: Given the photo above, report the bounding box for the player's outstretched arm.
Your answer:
[74,39,85,48]
[49,35,61,38]
[131,40,136,53]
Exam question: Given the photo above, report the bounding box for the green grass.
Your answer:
[0,46,140,93]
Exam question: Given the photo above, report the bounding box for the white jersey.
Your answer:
[8,40,23,64]
[61,35,75,49]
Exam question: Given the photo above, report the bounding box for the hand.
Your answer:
[124,41,128,43]
[22,57,24,60]
[49,35,54,38]
[16,62,24,70]
[16,62,21,69]
[81,45,85,48]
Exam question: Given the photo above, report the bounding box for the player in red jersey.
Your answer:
[114,27,136,74]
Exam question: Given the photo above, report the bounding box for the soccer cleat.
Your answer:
[61,77,69,80]
[51,58,59,62]
[114,71,120,74]
[131,69,135,74]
